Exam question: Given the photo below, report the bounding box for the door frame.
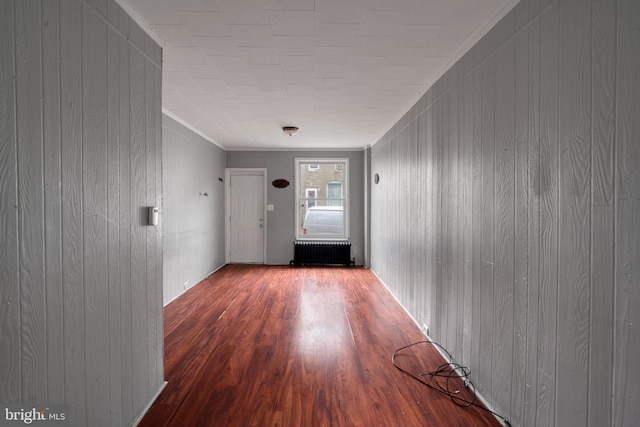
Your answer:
[225,168,268,264]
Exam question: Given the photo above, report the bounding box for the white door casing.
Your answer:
[226,169,266,263]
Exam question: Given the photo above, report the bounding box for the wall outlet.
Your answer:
[422,323,429,337]
[183,282,189,290]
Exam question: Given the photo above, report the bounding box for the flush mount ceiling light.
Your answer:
[282,126,299,136]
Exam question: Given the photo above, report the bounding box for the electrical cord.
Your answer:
[392,340,511,427]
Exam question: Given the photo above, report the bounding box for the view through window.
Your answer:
[295,159,348,239]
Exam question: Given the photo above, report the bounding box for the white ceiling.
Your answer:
[118,0,518,150]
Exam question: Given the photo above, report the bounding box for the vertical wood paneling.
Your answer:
[82,5,110,424]
[433,97,444,340]
[588,1,616,426]
[556,0,592,424]
[441,84,455,351]
[2,1,163,425]
[492,37,515,413]
[425,106,436,333]
[370,0,638,425]
[478,54,495,399]
[409,121,420,318]
[536,4,560,426]
[154,63,164,388]
[15,0,47,403]
[42,0,65,403]
[448,81,461,356]
[461,71,474,367]
[106,16,123,426]
[130,38,149,412]
[469,65,483,383]
[145,55,160,397]
[524,14,542,427]
[0,0,20,404]
[615,0,640,424]
[117,8,133,424]
[511,27,530,427]
[60,0,87,422]
[523,18,541,425]
[417,117,428,328]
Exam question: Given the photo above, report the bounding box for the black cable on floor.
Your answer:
[392,340,511,427]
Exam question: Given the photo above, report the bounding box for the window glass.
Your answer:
[295,159,348,239]
[326,182,342,206]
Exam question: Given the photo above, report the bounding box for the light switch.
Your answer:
[267,204,274,211]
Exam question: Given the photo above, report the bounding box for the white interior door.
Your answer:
[229,172,265,263]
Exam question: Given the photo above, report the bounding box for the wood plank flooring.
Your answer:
[139,265,501,427]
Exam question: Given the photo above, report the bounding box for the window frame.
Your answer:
[295,158,349,241]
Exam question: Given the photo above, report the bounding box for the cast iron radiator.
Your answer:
[290,241,354,266]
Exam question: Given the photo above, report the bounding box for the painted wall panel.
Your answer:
[523,16,542,427]
[60,0,87,422]
[116,15,134,424]
[0,0,20,405]
[511,27,529,427]
[370,0,638,425]
[556,0,592,424]
[614,0,640,425]
[478,55,496,400]
[129,37,149,414]
[162,115,226,305]
[154,63,164,397]
[588,1,616,426]
[536,6,560,426]
[492,38,515,414]
[106,16,123,425]
[0,1,163,425]
[15,0,47,403]
[82,6,110,423]
[42,0,65,405]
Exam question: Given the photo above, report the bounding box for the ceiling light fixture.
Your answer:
[282,126,299,136]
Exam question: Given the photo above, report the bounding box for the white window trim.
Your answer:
[295,158,349,241]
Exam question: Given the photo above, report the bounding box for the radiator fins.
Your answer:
[290,241,354,266]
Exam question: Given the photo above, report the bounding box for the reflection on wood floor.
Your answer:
[139,264,500,427]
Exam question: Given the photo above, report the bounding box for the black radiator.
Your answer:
[290,241,354,266]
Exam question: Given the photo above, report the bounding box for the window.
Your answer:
[295,158,349,240]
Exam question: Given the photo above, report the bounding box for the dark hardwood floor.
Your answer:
[139,265,501,427]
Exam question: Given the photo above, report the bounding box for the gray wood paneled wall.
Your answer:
[162,114,226,305]
[0,0,164,425]
[370,0,639,425]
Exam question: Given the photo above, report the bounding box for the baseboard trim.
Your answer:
[164,264,226,307]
